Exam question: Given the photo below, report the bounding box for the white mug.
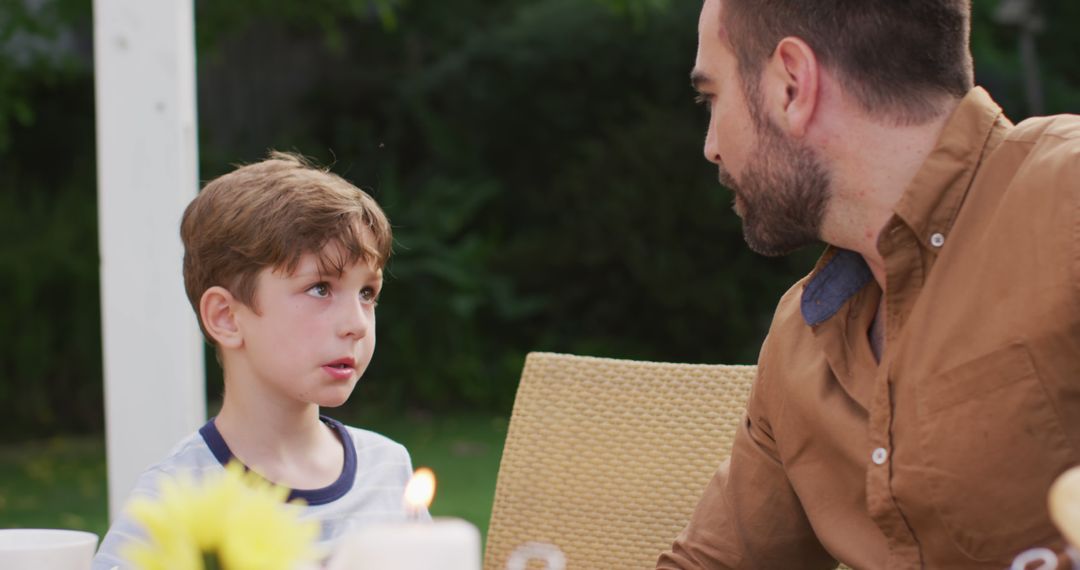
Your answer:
[506,542,566,570]
[0,528,98,570]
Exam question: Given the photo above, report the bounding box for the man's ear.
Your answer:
[200,286,243,349]
[763,36,819,138]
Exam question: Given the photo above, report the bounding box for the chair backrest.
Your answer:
[484,352,756,570]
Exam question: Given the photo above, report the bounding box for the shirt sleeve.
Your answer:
[657,357,836,569]
[91,469,167,570]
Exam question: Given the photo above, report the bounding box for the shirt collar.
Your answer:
[199,415,357,506]
[892,87,1008,251]
[799,87,1008,326]
[801,248,873,326]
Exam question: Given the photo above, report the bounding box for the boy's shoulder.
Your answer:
[152,428,220,472]
[124,427,221,501]
[333,420,410,457]
[319,418,417,499]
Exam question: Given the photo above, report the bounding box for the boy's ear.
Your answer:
[200,286,243,349]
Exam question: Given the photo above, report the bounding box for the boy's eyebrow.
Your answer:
[291,267,384,282]
[291,269,324,280]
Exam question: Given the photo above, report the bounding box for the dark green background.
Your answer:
[2,0,1077,440]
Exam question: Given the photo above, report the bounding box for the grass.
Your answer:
[0,411,508,542]
[0,435,110,535]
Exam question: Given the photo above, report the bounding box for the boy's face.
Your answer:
[233,240,383,409]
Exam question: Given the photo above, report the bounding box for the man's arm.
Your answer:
[657,377,836,569]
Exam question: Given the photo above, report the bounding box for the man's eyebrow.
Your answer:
[690,70,712,91]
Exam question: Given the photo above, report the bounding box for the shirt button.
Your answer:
[872,447,889,465]
[930,232,945,247]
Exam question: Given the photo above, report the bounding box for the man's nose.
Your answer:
[703,120,722,165]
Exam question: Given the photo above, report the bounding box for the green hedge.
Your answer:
[2,0,1077,439]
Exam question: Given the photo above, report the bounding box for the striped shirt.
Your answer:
[92,416,425,569]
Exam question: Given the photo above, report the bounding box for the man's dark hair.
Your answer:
[723,0,974,124]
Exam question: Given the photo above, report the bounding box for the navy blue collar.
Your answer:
[199,415,357,506]
[800,249,873,326]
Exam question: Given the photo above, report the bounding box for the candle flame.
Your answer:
[404,467,436,510]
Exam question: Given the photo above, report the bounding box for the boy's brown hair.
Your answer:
[721,0,974,125]
[180,151,392,344]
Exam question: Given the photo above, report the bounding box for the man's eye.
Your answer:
[306,283,331,298]
[360,286,379,305]
[694,93,710,106]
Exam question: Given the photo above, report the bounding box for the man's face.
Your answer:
[692,0,830,257]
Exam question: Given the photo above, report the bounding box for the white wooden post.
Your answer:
[93,0,205,519]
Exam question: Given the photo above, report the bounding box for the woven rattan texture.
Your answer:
[484,352,756,570]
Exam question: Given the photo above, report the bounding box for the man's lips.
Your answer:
[717,165,737,190]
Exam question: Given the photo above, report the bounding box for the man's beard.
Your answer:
[720,109,830,257]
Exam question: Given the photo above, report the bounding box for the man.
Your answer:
[659,0,1080,568]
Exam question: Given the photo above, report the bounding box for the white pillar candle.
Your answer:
[327,518,480,570]
[326,468,481,570]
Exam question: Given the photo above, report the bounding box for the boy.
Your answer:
[93,152,426,569]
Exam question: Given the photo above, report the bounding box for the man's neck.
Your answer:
[817,99,961,288]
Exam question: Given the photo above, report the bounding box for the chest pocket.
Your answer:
[914,342,1075,562]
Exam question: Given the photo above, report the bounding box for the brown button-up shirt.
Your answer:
[658,88,1080,569]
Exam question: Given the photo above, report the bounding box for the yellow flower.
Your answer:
[122,462,319,570]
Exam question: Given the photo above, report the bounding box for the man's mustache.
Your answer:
[717,163,737,189]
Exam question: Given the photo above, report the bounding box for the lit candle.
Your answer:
[327,468,481,570]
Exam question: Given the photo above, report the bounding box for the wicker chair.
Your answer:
[483,352,756,570]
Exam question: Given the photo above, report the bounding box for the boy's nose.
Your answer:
[338,297,370,339]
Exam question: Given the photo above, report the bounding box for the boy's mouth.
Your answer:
[323,357,356,372]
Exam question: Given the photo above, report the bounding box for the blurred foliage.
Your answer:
[0,0,98,439]
[0,0,86,152]
[0,0,1078,438]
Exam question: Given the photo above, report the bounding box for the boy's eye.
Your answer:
[359,286,379,305]
[306,282,331,298]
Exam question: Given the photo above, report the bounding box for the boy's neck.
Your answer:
[213,380,346,491]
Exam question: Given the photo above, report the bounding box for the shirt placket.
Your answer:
[865,218,925,568]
